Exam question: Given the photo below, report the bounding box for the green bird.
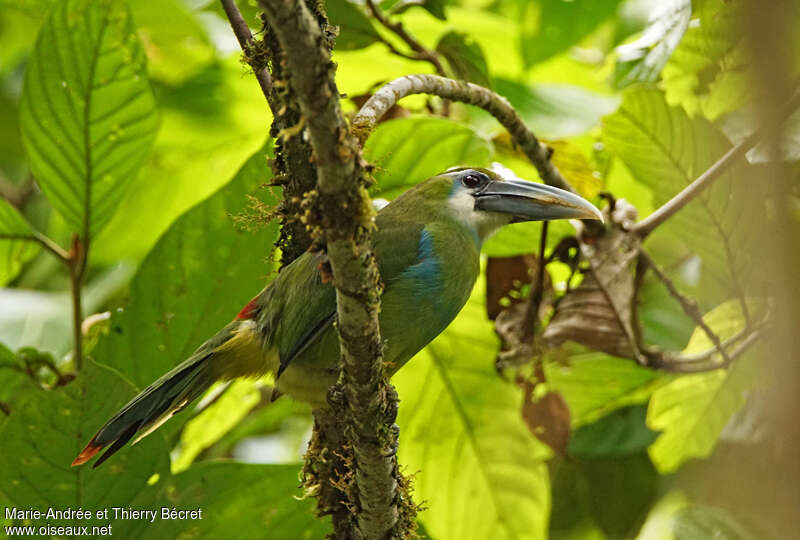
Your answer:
[72,167,602,468]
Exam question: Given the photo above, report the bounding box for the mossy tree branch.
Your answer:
[258,1,406,538]
[352,73,574,192]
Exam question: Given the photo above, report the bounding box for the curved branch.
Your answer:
[352,74,574,193]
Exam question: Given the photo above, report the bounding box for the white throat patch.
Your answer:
[447,188,511,243]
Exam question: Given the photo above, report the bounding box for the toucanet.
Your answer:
[72,167,602,467]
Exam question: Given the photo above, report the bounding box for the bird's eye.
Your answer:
[462,174,482,189]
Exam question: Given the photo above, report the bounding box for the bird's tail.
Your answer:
[72,321,249,468]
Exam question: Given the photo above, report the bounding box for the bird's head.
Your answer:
[440,167,603,242]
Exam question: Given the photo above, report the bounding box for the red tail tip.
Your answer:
[71,439,102,467]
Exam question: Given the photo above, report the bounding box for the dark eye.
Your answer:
[462,174,482,188]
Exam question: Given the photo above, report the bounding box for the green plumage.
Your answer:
[268,177,480,404]
[73,168,602,467]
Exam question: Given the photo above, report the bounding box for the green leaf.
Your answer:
[383,0,447,21]
[201,397,312,461]
[490,79,620,140]
[568,405,658,459]
[91,61,269,263]
[0,360,170,518]
[129,0,215,85]
[0,199,39,285]
[363,117,492,199]
[576,454,658,540]
[647,300,762,473]
[545,351,666,427]
[114,462,329,539]
[435,30,491,88]
[661,2,750,120]
[328,0,382,50]
[395,279,551,540]
[92,147,278,437]
[172,380,261,472]
[602,87,758,293]
[19,0,159,237]
[520,0,624,68]
[92,147,276,381]
[612,0,692,89]
[0,343,37,411]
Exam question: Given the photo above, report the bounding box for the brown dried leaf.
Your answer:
[519,378,571,456]
[543,200,643,361]
[486,254,550,321]
[488,255,554,368]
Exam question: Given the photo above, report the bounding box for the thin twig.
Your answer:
[220,0,273,102]
[352,74,574,192]
[0,232,70,262]
[633,90,800,237]
[640,250,732,366]
[655,323,765,373]
[68,234,84,371]
[521,221,548,343]
[365,0,446,76]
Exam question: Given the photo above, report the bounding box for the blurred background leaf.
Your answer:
[0,200,39,285]
[19,0,159,237]
[91,147,279,440]
[0,360,170,522]
[364,117,492,198]
[436,30,492,87]
[647,300,763,474]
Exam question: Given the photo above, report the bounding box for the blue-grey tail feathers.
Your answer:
[72,351,216,468]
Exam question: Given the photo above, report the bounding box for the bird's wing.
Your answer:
[269,214,425,375]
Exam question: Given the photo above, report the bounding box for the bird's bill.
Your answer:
[474,179,603,222]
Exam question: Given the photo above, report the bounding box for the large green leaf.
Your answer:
[129,0,215,85]
[363,117,492,199]
[0,360,170,521]
[520,0,624,68]
[334,7,523,98]
[395,280,551,540]
[172,380,261,472]
[92,147,278,420]
[0,361,324,538]
[545,351,666,427]
[0,200,39,285]
[602,87,759,294]
[647,300,762,473]
[612,0,692,89]
[91,61,269,263]
[20,0,158,237]
[113,462,329,539]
